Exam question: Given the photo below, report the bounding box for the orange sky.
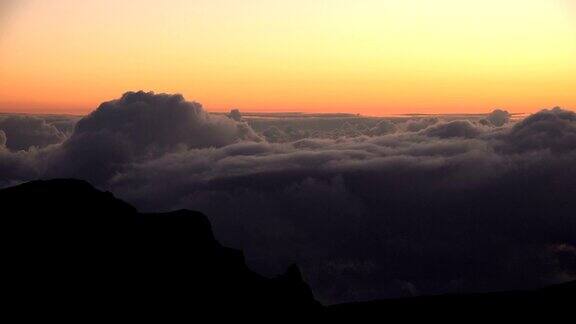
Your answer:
[1,0,575,115]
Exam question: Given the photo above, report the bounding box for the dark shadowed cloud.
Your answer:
[45,91,261,182]
[504,107,576,153]
[483,109,511,127]
[421,120,485,138]
[0,115,68,151]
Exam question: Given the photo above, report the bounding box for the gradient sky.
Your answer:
[1,0,575,115]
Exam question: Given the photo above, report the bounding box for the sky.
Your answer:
[0,0,575,115]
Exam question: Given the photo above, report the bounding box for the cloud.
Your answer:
[482,109,511,127]
[249,116,386,141]
[504,107,576,153]
[262,126,289,143]
[0,142,45,188]
[0,92,574,304]
[45,91,261,182]
[0,115,68,151]
[103,107,575,303]
[404,117,439,132]
[367,120,397,136]
[73,91,259,155]
[421,120,484,138]
[0,130,6,147]
[105,127,575,302]
[228,109,243,122]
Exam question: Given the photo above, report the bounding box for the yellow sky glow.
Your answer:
[1,0,575,115]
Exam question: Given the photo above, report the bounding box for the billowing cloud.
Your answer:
[504,107,576,153]
[421,120,484,138]
[482,109,511,127]
[73,91,260,155]
[228,109,243,122]
[0,92,574,304]
[45,91,261,182]
[0,115,68,151]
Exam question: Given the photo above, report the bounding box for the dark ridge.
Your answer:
[1,179,574,320]
[1,179,320,320]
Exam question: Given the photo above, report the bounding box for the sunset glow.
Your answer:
[1,0,575,115]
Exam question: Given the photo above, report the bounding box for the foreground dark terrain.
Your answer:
[1,179,319,319]
[1,179,574,320]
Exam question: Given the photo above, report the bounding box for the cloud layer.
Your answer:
[1,92,574,304]
[0,114,72,151]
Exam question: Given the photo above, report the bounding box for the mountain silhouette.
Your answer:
[1,179,574,320]
[1,179,319,320]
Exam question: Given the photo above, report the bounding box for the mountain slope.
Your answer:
[0,179,319,319]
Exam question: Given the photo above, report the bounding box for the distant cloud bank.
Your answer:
[1,91,574,304]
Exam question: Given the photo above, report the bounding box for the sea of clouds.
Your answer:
[1,91,575,303]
